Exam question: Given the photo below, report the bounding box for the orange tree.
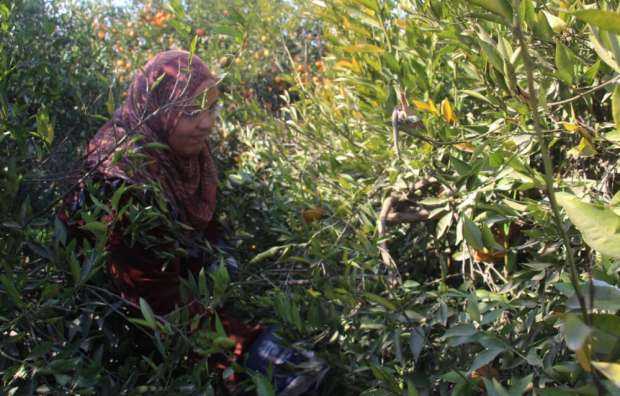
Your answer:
[222,0,620,394]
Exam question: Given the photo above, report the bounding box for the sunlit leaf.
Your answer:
[612,84,620,132]
[343,44,384,53]
[543,10,567,33]
[560,314,591,352]
[139,298,157,330]
[36,108,54,145]
[470,0,512,20]
[556,193,620,258]
[574,9,620,35]
[441,98,456,124]
[591,361,620,387]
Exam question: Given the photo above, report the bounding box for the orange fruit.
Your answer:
[473,249,505,263]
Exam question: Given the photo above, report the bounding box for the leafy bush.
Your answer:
[2,0,620,394]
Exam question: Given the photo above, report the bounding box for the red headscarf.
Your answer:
[86,50,219,230]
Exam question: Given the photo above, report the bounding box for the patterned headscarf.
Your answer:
[86,50,219,230]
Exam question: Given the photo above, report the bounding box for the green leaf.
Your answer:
[591,361,620,387]
[463,216,484,250]
[467,292,481,323]
[574,9,620,35]
[253,374,276,396]
[139,297,157,330]
[364,292,396,311]
[484,378,510,396]
[555,42,575,85]
[443,323,477,338]
[613,84,620,132]
[567,280,620,311]
[560,314,592,351]
[590,27,620,73]
[250,244,294,264]
[110,183,128,211]
[189,35,198,59]
[556,192,620,258]
[81,221,108,236]
[481,223,504,252]
[106,88,115,117]
[471,0,512,20]
[36,108,54,145]
[343,44,384,53]
[436,212,453,239]
[469,346,504,373]
[509,374,534,396]
[532,12,554,42]
[461,89,496,105]
[144,142,170,151]
[214,312,227,337]
[0,274,24,307]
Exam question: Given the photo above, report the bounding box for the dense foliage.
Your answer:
[2,0,620,394]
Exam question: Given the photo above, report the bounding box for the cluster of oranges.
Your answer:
[92,19,107,40]
[293,60,327,86]
[114,58,133,80]
[141,4,172,28]
[253,48,270,60]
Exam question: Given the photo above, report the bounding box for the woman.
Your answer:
[60,50,327,394]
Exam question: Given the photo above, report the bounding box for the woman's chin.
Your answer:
[171,142,206,157]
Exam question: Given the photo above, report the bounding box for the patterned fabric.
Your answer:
[86,50,219,230]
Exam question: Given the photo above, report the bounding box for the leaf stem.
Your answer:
[512,0,589,323]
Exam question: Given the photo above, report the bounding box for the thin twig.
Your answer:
[547,75,620,108]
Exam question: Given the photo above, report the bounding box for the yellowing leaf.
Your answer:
[413,99,439,115]
[543,10,568,33]
[441,98,456,124]
[335,59,361,73]
[561,122,580,133]
[568,137,597,157]
[343,44,384,54]
[394,19,407,29]
[612,84,620,132]
[454,142,475,153]
[592,361,620,387]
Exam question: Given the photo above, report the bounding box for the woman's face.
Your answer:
[168,80,220,157]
